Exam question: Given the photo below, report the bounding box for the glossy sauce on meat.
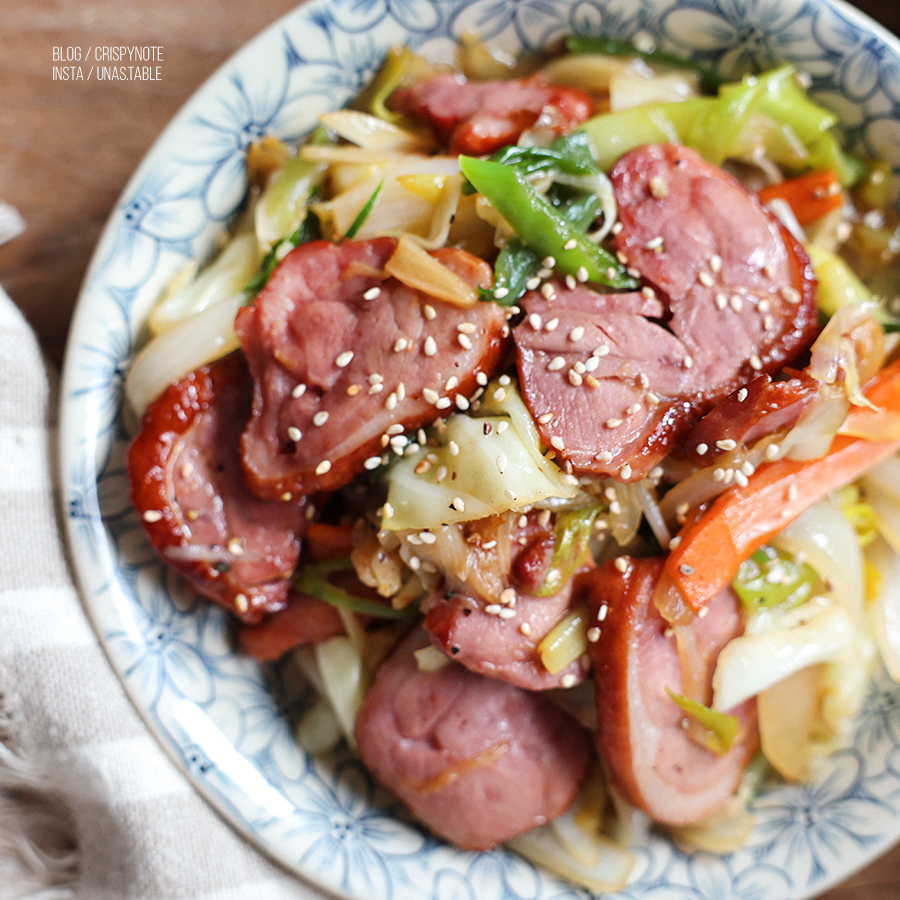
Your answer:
[128,353,305,623]
[236,238,509,499]
[514,143,819,481]
[583,557,759,826]
[388,73,593,155]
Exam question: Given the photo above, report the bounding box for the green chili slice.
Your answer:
[459,155,638,290]
[666,688,739,755]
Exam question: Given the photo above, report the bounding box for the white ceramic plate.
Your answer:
[60,1,900,897]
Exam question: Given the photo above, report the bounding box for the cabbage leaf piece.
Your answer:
[382,380,578,530]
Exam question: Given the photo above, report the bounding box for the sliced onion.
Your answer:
[865,536,900,681]
[314,635,365,750]
[148,233,260,335]
[609,71,698,111]
[125,293,243,417]
[384,234,479,306]
[318,109,432,152]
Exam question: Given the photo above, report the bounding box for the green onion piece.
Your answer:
[243,213,321,297]
[732,546,819,612]
[344,180,384,240]
[537,506,601,596]
[459,155,637,290]
[579,65,861,185]
[666,688,739,755]
[295,556,414,619]
[565,34,724,93]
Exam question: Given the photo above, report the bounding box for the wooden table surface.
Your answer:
[3,2,900,898]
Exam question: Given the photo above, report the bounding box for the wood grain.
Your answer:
[2,2,900,897]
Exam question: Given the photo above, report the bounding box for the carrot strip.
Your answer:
[664,358,900,614]
[758,170,844,225]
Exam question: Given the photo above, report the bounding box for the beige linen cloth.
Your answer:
[0,282,329,900]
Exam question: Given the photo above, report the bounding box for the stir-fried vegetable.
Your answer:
[660,359,900,621]
[459,155,637,290]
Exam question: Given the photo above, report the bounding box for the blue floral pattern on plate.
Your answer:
[59,0,900,897]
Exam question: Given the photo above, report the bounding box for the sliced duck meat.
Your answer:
[424,579,588,691]
[678,371,822,465]
[422,510,592,690]
[236,592,344,661]
[236,238,509,499]
[128,353,305,623]
[354,628,594,850]
[388,73,593,155]
[610,143,818,389]
[583,556,758,827]
[513,143,819,481]
[514,287,698,480]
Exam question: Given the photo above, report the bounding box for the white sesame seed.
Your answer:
[749,354,763,371]
[499,608,517,619]
[313,411,329,426]
[577,266,589,283]
[645,392,661,406]
[595,450,613,463]
[423,388,440,404]
[492,387,507,402]
[614,557,628,573]
[568,325,585,342]
[709,254,723,273]
[620,463,633,479]
[526,276,542,291]
[335,350,354,368]
[649,175,669,198]
[455,394,469,411]
[645,236,664,251]
[458,333,473,351]
[435,396,452,410]
[696,442,709,456]
[368,383,384,394]
[737,387,748,402]
[387,422,405,435]
[679,563,694,576]
[364,455,383,470]
[568,370,583,387]
[716,439,737,451]
[315,459,332,475]
[451,497,465,512]
[587,627,601,642]
[423,303,437,319]
[698,270,715,287]
[423,336,437,356]
[385,392,398,410]
[528,313,543,330]
[605,417,623,428]
[287,426,302,441]
[563,239,577,251]
[729,294,743,312]
[448,440,460,456]
[291,383,307,399]
[505,488,518,501]
[547,356,566,372]
[592,344,610,358]
[683,355,694,369]
[363,286,381,300]
[597,603,609,621]
[544,317,560,332]
[393,337,409,352]
[496,454,507,474]
[734,471,749,487]
[445,376,459,391]
[781,286,801,304]
[142,510,163,523]
[493,287,509,299]
[497,421,509,434]
[520,622,532,636]
[538,413,554,424]
[560,673,578,688]
[382,502,394,519]
[626,403,642,415]
[550,435,566,451]
[234,593,249,613]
